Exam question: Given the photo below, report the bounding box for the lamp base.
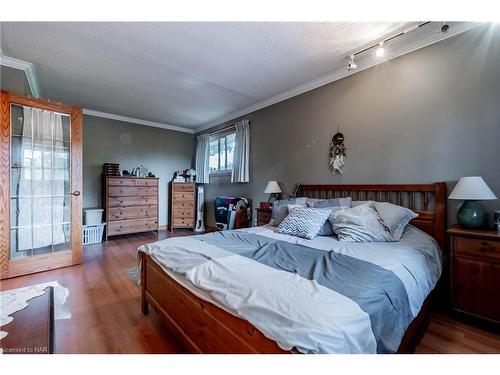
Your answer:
[457,200,485,228]
[268,193,281,207]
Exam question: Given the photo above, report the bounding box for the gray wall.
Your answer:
[201,26,500,228]
[83,115,194,226]
[0,65,29,94]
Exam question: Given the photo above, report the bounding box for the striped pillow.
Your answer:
[276,207,331,240]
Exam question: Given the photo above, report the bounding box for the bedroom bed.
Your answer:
[139,183,446,354]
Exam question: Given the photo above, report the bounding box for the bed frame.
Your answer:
[140,183,446,353]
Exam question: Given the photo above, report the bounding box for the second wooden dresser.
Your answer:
[103,176,159,240]
[168,182,196,230]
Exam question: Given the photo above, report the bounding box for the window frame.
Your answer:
[209,130,235,175]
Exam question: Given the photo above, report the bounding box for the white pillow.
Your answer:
[329,203,392,242]
[351,200,418,240]
[276,207,331,240]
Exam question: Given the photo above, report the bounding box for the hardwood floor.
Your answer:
[1,230,499,354]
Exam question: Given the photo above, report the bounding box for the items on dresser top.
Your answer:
[103,176,159,239]
[169,182,196,231]
[448,225,500,327]
[103,163,120,176]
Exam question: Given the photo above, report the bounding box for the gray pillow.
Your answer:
[307,197,352,235]
[307,197,352,209]
[276,207,331,240]
[351,200,418,240]
[270,197,307,226]
[329,203,392,242]
[373,202,418,241]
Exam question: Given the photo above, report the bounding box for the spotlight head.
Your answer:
[376,41,385,57]
[440,23,449,33]
[347,54,357,71]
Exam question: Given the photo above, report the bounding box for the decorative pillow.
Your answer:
[372,202,418,241]
[329,203,392,242]
[270,197,307,226]
[276,207,331,240]
[306,197,352,235]
[351,200,418,240]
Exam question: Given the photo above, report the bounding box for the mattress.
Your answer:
[138,224,442,353]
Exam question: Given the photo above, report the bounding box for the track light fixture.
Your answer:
[347,54,357,71]
[376,41,385,57]
[346,21,433,71]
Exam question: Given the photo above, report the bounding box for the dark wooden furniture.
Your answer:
[168,182,195,231]
[0,91,83,280]
[141,183,446,353]
[0,286,55,354]
[103,176,159,240]
[255,207,272,226]
[448,225,500,328]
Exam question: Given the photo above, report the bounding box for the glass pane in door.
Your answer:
[10,104,71,259]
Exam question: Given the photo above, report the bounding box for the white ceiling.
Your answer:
[0,22,478,132]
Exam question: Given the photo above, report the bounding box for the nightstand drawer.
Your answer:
[455,237,500,260]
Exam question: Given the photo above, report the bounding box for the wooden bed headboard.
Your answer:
[297,183,447,247]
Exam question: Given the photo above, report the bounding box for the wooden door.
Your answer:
[0,91,82,279]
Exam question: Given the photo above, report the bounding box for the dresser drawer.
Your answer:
[173,192,195,201]
[107,219,158,236]
[108,196,158,207]
[454,237,500,260]
[174,202,194,210]
[108,186,158,197]
[108,205,157,221]
[135,179,158,186]
[172,217,194,227]
[173,183,195,192]
[108,178,158,187]
[173,209,194,219]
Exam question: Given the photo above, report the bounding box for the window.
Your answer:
[209,132,235,173]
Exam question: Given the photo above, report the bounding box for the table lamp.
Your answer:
[264,181,282,206]
[448,176,497,228]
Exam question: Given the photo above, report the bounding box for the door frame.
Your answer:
[0,91,82,279]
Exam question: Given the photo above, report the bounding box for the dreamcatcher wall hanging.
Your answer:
[329,127,346,174]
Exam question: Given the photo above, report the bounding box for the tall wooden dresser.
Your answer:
[103,176,159,240]
[168,182,196,230]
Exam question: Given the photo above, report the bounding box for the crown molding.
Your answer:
[82,109,195,134]
[0,50,41,97]
[195,22,482,133]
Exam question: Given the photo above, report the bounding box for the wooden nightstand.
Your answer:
[255,207,272,226]
[448,225,500,328]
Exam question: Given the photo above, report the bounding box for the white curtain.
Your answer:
[195,133,210,184]
[17,106,66,251]
[231,120,250,183]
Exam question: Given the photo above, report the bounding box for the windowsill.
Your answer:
[210,171,232,177]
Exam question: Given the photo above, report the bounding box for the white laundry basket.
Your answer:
[84,208,104,225]
[83,223,106,245]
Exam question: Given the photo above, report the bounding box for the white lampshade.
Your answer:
[449,176,497,200]
[264,181,282,194]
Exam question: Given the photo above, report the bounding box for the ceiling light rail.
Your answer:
[346,21,435,70]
